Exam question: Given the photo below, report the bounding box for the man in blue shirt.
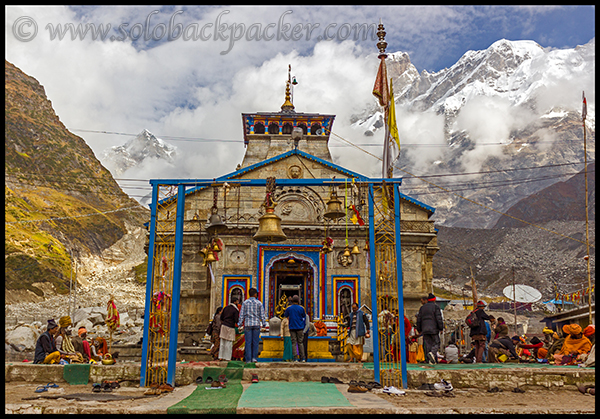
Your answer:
[239,288,267,363]
[284,295,306,362]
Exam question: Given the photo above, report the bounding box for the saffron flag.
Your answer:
[372,57,389,107]
[388,78,401,154]
[583,91,587,121]
[349,204,365,226]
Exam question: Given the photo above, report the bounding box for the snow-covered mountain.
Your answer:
[102,129,177,177]
[353,38,595,228]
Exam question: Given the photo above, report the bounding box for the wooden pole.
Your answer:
[470,266,478,307]
[512,266,518,335]
[583,96,592,324]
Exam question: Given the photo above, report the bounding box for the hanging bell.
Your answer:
[323,188,346,220]
[342,245,352,258]
[212,242,221,253]
[205,208,226,235]
[363,241,369,252]
[199,246,209,258]
[321,242,332,254]
[204,251,217,264]
[351,240,361,255]
[253,205,287,243]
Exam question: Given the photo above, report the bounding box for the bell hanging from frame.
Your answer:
[205,208,226,235]
[363,241,369,252]
[204,251,217,264]
[199,246,209,258]
[212,241,221,253]
[351,240,361,255]
[323,188,346,220]
[342,245,352,258]
[253,205,287,243]
[321,242,333,254]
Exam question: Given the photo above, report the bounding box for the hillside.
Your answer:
[433,166,595,300]
[5,60,149,302]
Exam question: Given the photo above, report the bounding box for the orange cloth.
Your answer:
[583,324,595,337]
[558,335,592,356]
[563,324,582,335]
[537,347,548,358]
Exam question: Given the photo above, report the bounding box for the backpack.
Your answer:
[465,310,480,329]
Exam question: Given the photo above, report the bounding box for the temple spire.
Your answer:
[280,64,295,113]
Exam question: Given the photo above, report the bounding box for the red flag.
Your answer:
[372,57,389,107]
[583,91,587,121]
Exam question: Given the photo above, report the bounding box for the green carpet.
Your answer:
[62,363,90,385]
[238,382,352,408]
[362,362,587,370]
[167,381,244,414]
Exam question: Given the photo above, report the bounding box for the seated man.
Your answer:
[518,336,544,359]
[488,335,520,362]
[553,324,592,365]
[33,319,61,364]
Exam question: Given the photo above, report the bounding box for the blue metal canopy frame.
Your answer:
[140,176,408,388]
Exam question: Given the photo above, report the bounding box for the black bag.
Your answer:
[465,310,480,329]
[206,321,213,335]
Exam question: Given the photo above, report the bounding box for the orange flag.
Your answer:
[372,57,389,107]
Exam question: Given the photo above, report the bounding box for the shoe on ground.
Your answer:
[383,386,406,396]
[433,379,453,391]
[512,387,525,393]
[251,374,259,383]
[348,384,368,393]
[329,377,343,384]
[321,376,330,383]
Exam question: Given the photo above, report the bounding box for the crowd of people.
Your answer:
[407,294,596,367]
[33,316,115,365]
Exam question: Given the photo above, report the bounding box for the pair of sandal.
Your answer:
[35,383,59,393]
[144,383,175,395]
[321,376,344,384]
[349,380,382,390]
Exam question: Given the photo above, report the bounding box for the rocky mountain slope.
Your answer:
[433,164,595,300]
[353,38,595,228]
[5,60,149,303]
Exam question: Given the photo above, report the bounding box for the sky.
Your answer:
[5,5,596,201]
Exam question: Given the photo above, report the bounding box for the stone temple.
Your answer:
[147,71,439,346]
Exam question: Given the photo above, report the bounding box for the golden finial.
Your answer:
[281,64,295,113]
[376,19,387,58]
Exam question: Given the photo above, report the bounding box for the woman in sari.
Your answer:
[232,302,245,360]
[209,307,223,360]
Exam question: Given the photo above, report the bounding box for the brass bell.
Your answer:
[342,245,352,258]
[321,242,332,254]
[351,240,361,255]
[205,209,226,235]
[204,251,217,264]
[253,206,287,243]
[323,188,346,220]
[199,246,209,258]
[363,241,369,252]
[212,242,221,253]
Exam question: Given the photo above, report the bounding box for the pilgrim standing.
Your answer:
[219,297,240,361]
[416,293,444,364]
[346,303,371,363]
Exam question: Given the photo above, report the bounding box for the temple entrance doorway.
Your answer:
[268,256,315,319]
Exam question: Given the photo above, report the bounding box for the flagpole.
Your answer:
[582,91,592,324]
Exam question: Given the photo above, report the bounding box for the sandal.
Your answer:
[158,383,174,393]
[251,374,259,383]
[46,383,59,388]
[35,386,48,393]
[92,383,102,393]
[195,376,203,384]
[205,376,213,384]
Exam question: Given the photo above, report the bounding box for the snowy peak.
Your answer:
[102,129,177,176]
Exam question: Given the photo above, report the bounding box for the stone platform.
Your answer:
[5,361,595,392]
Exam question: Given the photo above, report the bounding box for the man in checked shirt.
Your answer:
[239,287,267,363]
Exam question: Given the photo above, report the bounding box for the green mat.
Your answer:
[362,362,587,370]
[238,382,352,408]
[167,381,244,414]
[62,363,91,385]
[202,361,257,383]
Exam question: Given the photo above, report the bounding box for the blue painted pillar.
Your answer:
[140,183,158,387]
[393,184,408,388]
[368,184,380,383]
[167,184,186,386]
